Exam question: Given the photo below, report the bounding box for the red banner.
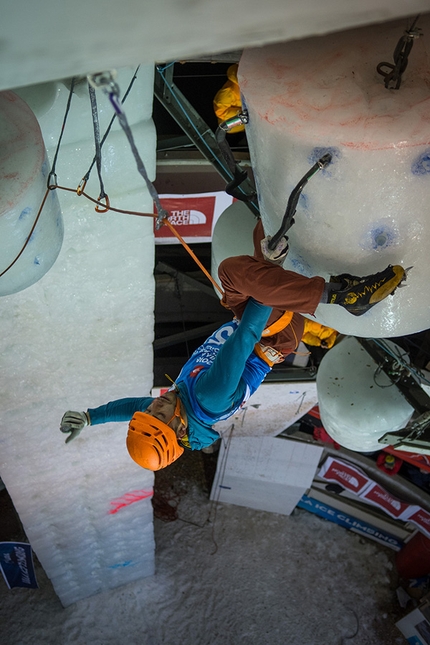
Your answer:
[318,456,370,494]
[319,456,430,537]
[361,482,412,519]
[153,192,234,244]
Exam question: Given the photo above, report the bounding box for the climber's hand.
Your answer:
[261,235,289,265]
[60,410,89,444]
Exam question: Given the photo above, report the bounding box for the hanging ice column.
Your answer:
[239,16,430,338]
[316,337,414,452]
[0,91,63,295]
[0,67,156,606]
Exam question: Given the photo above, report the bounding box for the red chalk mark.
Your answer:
[108,489,153,515]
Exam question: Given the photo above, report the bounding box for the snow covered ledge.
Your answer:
[0,66,156,606]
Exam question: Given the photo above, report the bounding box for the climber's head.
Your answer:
[126,392,188,471]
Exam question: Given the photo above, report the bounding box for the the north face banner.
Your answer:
[318,456,430,538]
[154,192,234,243]
[318,456,370,495]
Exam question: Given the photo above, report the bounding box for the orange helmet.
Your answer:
[126,411,184,471]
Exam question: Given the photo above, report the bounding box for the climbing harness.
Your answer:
[254,343,285,367]
[261,310,294,337]
[376,15,422,90]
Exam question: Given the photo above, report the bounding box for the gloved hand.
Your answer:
[260,235,289,265]
[60,410,90,444]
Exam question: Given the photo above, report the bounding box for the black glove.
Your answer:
[60,410,90,444]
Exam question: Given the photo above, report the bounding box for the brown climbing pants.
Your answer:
[218,220,325,357]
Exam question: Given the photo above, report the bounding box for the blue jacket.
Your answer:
[88,299,272,449]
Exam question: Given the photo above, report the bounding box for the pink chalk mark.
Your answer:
[108,489,153,515]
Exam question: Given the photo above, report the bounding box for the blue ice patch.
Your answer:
[240,93,248,115]
[19,207,32,220]
[411,150,430,175]
[108,561,134,569]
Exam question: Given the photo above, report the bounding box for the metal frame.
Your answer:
[358,338,430,453]
[154,64,259,217]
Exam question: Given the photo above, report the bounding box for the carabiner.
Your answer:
[95,194,110,213]
[47,171,57,190]
[87,70,118,91]
[77,178,87,196]
[155,208,169,230]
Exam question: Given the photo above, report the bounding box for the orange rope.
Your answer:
[56,185,226,296]
[163,218,224,297]
[59,184,226,296]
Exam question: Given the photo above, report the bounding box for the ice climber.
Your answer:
[60,220,406,471]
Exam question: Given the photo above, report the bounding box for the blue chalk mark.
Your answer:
[370,227,395,250]
[240,93,248,114]
[41,160,48,177]
[108,561,134,569]
[33,256,41,265]
[308,147,341,177]
[299,192,309,210]
[219,485,232,490]
[411,150,430,175]
[19,207,32,221]
[254,176,263,206]
[290,255,313,277]
[359,222,397,251]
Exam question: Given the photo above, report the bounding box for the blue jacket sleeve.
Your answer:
[87,397,154,425]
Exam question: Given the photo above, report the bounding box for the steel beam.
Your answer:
[154,65,259,217]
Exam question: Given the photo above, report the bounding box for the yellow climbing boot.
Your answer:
[328,265,406,316]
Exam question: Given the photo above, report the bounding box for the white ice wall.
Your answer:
[239,16,430,338]
[1,1,428,92]
[0,66,157,606]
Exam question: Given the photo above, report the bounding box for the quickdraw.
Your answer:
[376,15,421,90]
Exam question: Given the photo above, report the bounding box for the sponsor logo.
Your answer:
[168,210,207,226]
[14,546,31,585]
[411,510,430,526]
[190,365,205,378]
[370,488,402,511]
[330,467,360,490]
